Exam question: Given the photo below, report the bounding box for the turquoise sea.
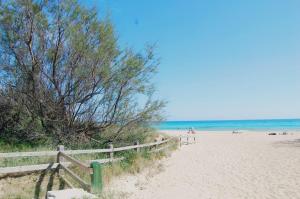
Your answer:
[155,119,300,131]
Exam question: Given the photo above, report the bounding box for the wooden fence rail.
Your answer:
[0,157,125,175]
[0,138,172,158]
[0,137,176,193]
[59,152,90,173]
[59,163,91,191]
[179,135,196,146]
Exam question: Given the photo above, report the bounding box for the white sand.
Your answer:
[107,131,300,199]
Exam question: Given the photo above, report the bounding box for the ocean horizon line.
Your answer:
[163,118,300,122]
[155,118,300,131]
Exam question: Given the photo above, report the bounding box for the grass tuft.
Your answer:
[0,137,178,199]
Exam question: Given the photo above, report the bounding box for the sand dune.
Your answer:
[107,131,300,199]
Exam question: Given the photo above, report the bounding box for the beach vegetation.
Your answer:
[0,0,165,147]
[0,0,171,198]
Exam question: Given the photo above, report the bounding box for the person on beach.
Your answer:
[187,127,196,134]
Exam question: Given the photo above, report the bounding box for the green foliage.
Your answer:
[0,0,165,146]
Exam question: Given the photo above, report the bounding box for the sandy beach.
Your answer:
[106,130,300,199]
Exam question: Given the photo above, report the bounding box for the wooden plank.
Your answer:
[113,139,171,152]
[0,138,174,158]
[135,141,140,153]
[109,144,114,161]
[59,175,75,189]
[0,151,58,158]
[64,148,112,155]
[0,149,112,158]
[0,163,60,175]
[139,139,170,148]
[149,144,172,153]
[60,164,90,191]
[59,152,90,172]
[0,157,124,175]
[113,145,138,152]
[88,157,124,164]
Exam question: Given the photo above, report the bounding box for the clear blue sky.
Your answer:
[81,0,300,121]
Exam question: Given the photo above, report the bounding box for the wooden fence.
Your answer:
[0,138,176,193]
[179,135,196,146]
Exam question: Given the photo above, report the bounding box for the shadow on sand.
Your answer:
[273,139,300,148]
[34,164,65,199]
[0,163,65,199]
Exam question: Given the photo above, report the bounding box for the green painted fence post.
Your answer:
[90,161,102,194]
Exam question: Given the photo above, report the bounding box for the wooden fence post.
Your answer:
[187,136,189,145]
[57,145,64,175]
[194,136,196,143]
[179,136,182,147]
[109,144,114,161]
[90,161,102,193]
[155,140,159,150]
[135,141,140,153]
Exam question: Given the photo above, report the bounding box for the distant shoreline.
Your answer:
[159,130,300,134]
[155,119,300,131]
[163,118,300,122]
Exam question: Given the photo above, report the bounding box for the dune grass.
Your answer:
[0,138,178,199]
